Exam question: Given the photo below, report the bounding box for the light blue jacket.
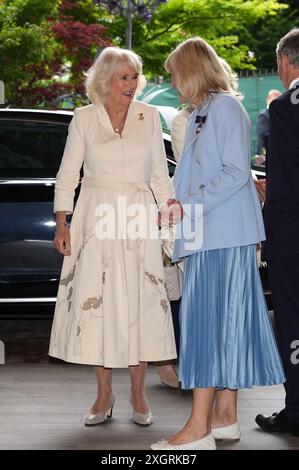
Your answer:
[172,93,265,262]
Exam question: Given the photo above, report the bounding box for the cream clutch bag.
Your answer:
[163,253,182,301]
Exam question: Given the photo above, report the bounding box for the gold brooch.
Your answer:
[138,113,144,120]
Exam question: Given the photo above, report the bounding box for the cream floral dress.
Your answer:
[49,101,177,367]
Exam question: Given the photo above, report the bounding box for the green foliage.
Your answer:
[3,0,57,25]
[0,0,57,94]
[0,0,109,107]
[0,0,294,107]
[60,0,104,24]
[98,0,287,76]
[238,0,299,70]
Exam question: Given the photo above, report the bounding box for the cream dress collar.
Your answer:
[96,101,137,135]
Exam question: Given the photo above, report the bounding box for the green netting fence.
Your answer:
[139,75,285,156]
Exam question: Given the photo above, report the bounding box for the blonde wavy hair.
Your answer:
[85,47,146,104]
[165,37,233,106]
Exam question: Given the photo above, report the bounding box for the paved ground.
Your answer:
[0,319,298,451]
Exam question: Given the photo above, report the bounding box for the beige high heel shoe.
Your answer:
[156,364,179,389]
[84,393,115,426]
[130,397,153,426]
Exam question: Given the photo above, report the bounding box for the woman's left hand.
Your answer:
[255,179,266,203]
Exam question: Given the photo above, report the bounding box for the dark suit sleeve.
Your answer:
[256,111,269,154]
[269,97,299,203]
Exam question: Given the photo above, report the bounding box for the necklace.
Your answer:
[112,116,124,133]
[105,105,128,134]
[111,117,122,133]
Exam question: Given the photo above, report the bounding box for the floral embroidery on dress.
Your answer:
[145,271,158,285]
[67,286,73,312]
[145,270,170,315]
[73,259,110,356]
[52,228,96,352]
[67,286,73,300]
[59,229,94,287]
[60,265,76,286]
[82,296,103,311]
[145,271,164,286]
[74,296,103,355]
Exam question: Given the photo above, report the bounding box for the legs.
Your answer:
[167,388,237,445]
[91,362,150,415]
[90,366,112,414]
[211,389,238,428]
[255,254,299,435]
[129,361,150,414]
[168,388,215,444]
[156,362,179,388]
[267,256,299,424]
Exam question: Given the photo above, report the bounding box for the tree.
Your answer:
[98,0,286,77]
[94,0,168,49]
[0,0,58,104]
[238,0,298,70]
[50,0,110,98]
[0,0,290,106]
[0,0,110,107]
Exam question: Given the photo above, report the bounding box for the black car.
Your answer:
[0,108,177,317]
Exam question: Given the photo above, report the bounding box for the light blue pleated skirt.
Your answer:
[179,245,285,390]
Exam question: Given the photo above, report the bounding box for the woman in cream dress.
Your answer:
[49,47,177,426]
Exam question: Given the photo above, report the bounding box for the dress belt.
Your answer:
[81,177,151,193]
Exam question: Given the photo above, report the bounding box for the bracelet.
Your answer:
[56,222,69,227]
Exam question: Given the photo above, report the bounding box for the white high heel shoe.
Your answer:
[211,422,241,441]
[156,365,179,389]
[84,393,115,426]
[130,398,153,426]
[150,433,216,450]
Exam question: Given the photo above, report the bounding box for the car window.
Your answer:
[0,119,68,177]
[0,117,176,179]
[167,158,176,177]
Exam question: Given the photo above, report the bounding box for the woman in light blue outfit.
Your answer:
[151,37,285,451]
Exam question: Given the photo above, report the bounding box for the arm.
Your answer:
[182,97,250,216]
[53,108,85,255]
[54,108,85,214]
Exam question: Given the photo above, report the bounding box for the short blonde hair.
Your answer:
[165,37,232,106]
[85,47,146,104]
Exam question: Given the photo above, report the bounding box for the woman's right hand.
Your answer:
[167,199,184,224]
[159,199,184,227]
[53,225,72,256]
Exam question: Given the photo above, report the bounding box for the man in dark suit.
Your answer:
[255,28,299,436]
[256,89,281,155]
